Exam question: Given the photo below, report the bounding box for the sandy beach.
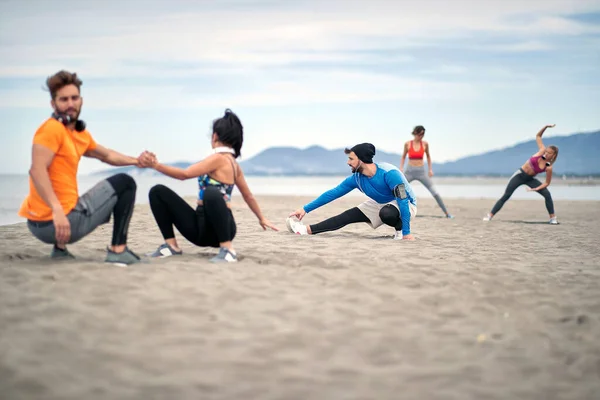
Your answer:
[1,195,599,400]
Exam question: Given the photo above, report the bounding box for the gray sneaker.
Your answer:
[149,243,183,258]
[209,247,238,263]
[105,247,141,266]
[51,245,75,259]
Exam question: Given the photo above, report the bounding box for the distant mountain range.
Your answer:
[94,131,600,177]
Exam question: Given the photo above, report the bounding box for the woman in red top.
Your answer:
[400,125,453,218]
[483,124,559,224]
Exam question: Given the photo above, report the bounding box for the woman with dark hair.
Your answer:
[483,124,559,224]
[147,109,278,263]
[400,125,453,218]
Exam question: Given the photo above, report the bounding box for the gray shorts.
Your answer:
[27,179,117,245]
[357,199,417,229]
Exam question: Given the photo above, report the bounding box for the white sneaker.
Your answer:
[285,217,308,235]
[393,231,402,240]
[549,217,558,225]
[483,213,492,221]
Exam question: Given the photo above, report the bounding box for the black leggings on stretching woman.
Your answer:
[149,184,236,247]
[491,168,554,215]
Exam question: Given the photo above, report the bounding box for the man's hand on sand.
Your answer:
[289,208,306,221]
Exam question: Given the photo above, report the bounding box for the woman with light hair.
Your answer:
[483,124,560,224]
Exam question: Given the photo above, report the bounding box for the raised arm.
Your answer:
[535,124,556,151]
[399,141,408,172]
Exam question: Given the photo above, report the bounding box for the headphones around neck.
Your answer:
[52,112,86,132]
[541,154,552,166]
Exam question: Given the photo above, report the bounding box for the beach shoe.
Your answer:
[482,213,492,221]
[549,217,559,225]
[149,243,182,258]
[446,214,455,219]
[51,245,75,259]
[285,217,308,235]
[105,247,141,266]
[210,247,238,263]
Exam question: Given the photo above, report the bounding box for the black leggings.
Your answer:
[309,205,402,234]
[491,169,555,215]
[148,184,236,248]
[106,173,137,246]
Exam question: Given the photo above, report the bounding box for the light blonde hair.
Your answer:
[547,145,559,163]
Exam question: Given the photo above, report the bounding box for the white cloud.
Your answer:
[0,69,478,109]
[477,40,554,52]
[1,0,599,80]
[0,0,597,112]
[422,65,469,75]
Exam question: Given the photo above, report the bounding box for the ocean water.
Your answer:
[2,174,599,226]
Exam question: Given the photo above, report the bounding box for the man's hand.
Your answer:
[52,208,71,244]
[289,208,307,221]
[402,234,415,241]
[259,218,279,231]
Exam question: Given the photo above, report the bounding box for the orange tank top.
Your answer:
[407,141,424,160]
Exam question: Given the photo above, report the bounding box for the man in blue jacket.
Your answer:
[287,143,417,240]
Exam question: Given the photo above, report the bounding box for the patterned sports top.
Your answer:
[197,147,238,203]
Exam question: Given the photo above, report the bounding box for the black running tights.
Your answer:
[491,169,554,215]
[106,173,137,246]
[309,205,401,234]
[149,184,236,247]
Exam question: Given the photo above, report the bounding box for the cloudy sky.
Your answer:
[1,0,599,174]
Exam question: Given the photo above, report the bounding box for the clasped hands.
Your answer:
[137,150,158,168]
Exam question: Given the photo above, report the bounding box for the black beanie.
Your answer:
[345,143,376,164]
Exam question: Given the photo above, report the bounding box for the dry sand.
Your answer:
[1,195,599,400]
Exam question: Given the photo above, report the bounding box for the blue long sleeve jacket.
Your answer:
[303,162,417,235]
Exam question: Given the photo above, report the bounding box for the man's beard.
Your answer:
[58,107,81,121]
[351,163,364,174]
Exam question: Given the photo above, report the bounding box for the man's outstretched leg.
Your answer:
[286,207,370,235]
